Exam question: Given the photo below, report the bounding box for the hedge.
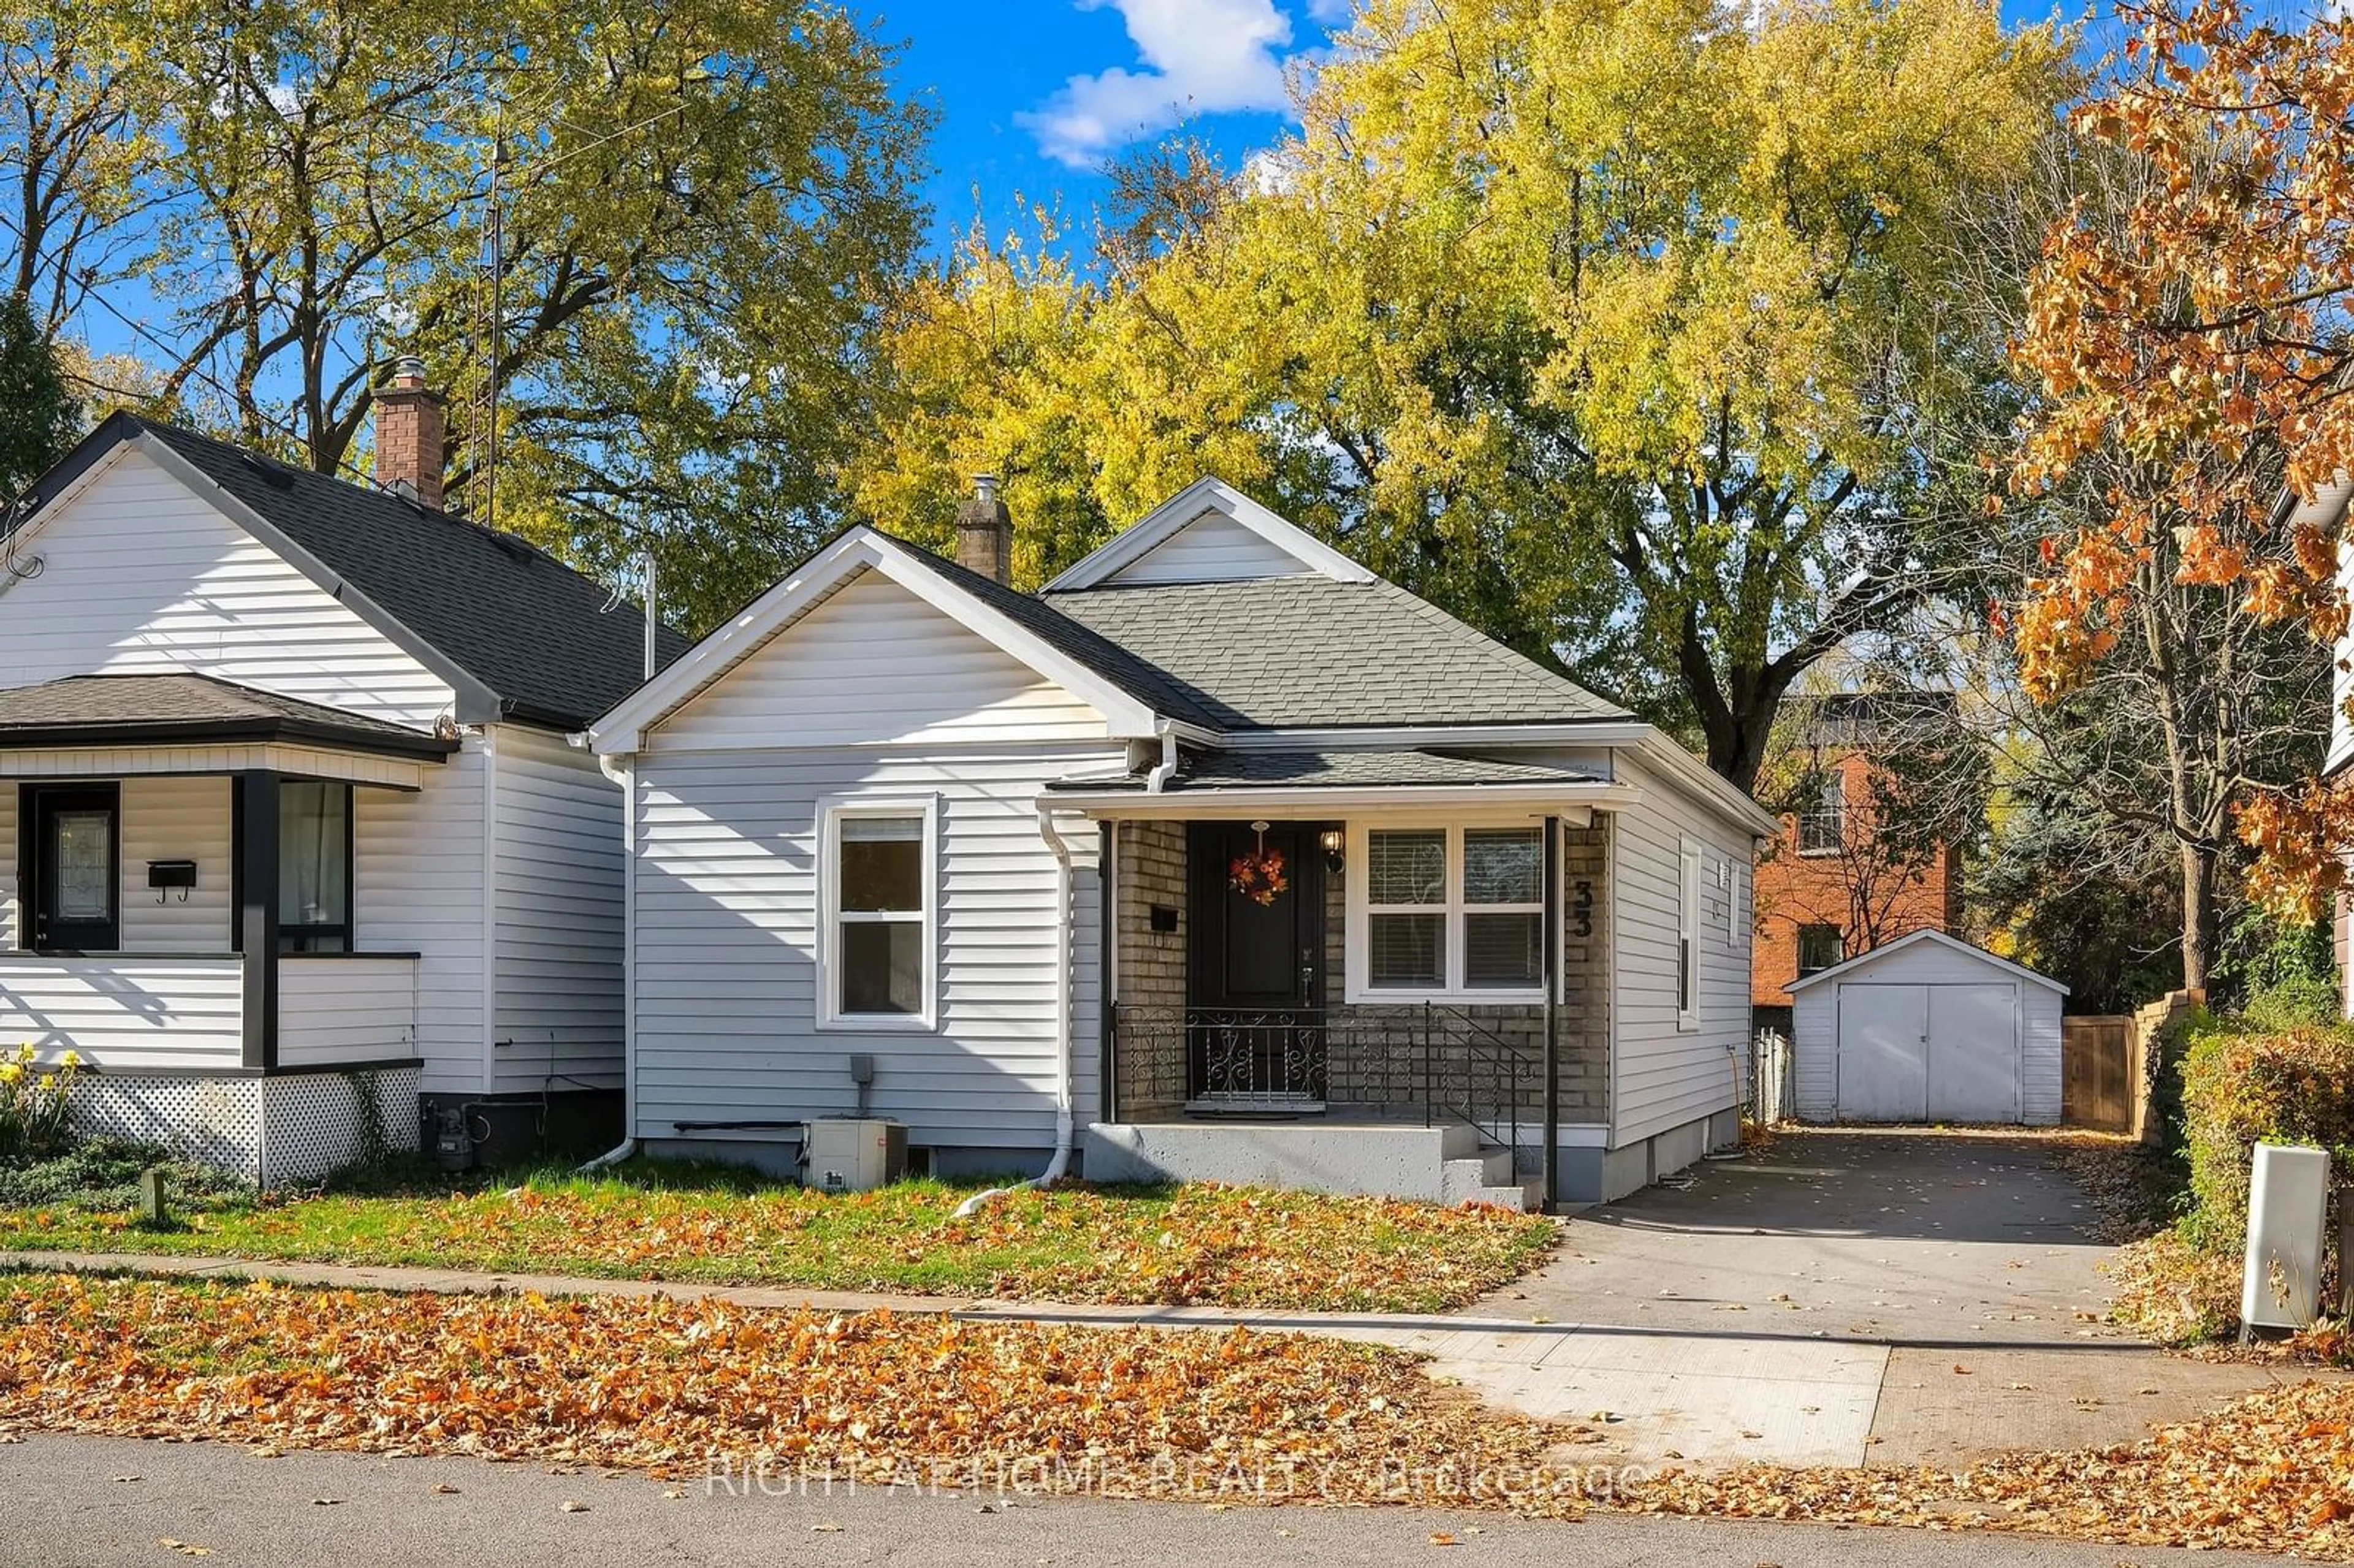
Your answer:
[2177,1018,2354,1257]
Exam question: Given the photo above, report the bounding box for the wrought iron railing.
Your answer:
[1108,1002,1545,1165]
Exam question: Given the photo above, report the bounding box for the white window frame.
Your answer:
[816,794,939,1032]
[1677,835,1703,1031]
[1345,821,1548,1005]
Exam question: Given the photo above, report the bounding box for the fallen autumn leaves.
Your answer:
[0,1273,1579,1507]
[7,1271,2354,1558]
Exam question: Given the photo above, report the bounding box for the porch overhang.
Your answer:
[1048,782,1636,821]
[1044,744,1639,821]
[0,674,454,788]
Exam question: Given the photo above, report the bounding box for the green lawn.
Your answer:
[0,1156,1558,1312]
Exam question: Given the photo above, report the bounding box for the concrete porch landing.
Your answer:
[1080,1117,1542,1210]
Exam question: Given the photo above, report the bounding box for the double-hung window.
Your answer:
[1797,770,1846,854]
[820,798,935,1029]
[1352,824,1546,1000]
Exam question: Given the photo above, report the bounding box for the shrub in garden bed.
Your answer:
[2109,1013,2354,1341]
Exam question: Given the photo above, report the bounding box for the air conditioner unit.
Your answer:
[803,1117,907,1193]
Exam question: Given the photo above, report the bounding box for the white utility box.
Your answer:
[804,1117,908,1193]
[2241,1143,2331,1334]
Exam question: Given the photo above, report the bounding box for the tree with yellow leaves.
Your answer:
[853,0,2074,791]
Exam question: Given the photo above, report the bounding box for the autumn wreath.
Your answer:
[1228,824,1289,906]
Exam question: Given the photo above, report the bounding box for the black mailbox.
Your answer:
[147,860,197,891]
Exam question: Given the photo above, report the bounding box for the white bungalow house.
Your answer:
[588,478,1777,1208]
[0,371,674,1184]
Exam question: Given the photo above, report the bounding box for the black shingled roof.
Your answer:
[15,414,687,731]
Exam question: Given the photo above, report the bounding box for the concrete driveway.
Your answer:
[1433,1130,2308,1471]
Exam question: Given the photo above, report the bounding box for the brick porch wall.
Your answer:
[1107,815,1610,1126]
[1111,820,1189,1116]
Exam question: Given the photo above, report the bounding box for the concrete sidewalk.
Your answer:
[1,1243,2303,1474]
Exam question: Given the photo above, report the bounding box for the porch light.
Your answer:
[1318,827,1345,871]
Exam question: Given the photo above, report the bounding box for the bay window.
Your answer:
[1352,823,1547,1000]
[820,797,936,1028]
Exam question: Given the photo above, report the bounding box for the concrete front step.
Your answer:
[1081,1117,1537,1208]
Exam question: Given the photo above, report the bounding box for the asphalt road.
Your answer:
[0,1433,2299,1568]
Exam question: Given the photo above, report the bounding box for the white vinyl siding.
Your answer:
[489,726,625,1094]
[1104,509,1315,585]
[652,569,1108,752]
[0,956,244,1069]
[279,956,419,1067]
[628,745,1114,1154]
[1610,752,1754,1146]
[0,449,455,728]
[119,776,234,951]
[356,740,488,1094]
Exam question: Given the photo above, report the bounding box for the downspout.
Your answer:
[579,746,639,1171]
[1145,723,1179,793]
[952,801,1078,1217]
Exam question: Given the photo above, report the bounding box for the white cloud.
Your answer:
[1017,0,1298,169]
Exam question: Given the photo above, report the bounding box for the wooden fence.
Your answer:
[2062,989,2200,1139]
[2061,1015,2135,1132]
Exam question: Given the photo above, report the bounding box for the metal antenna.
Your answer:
[642,550,659,678]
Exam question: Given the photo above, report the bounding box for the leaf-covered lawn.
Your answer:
[0,1273,1580,1508]
[0,1170,1558,1312]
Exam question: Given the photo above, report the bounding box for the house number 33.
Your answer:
[1571,878,1594,938]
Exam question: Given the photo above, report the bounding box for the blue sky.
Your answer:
[878,0,1341,257]
[879,0,2097,264]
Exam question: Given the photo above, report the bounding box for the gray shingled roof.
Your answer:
[0,674,457,758]
[888,542,1230,729]
[17,414,687,731]
[1042,577,1628,728]
[1048,747,1599,792]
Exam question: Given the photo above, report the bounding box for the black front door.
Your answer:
[1187,821,1327,1102]
[28,785,120,952]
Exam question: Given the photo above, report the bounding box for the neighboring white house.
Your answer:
[0,381,675,1184]
[1786,928,2066,1125]
[588,476,1778,1208]
[2305,476,2354,1013]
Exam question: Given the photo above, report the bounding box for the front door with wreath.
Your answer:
[1185,820,1327,1104]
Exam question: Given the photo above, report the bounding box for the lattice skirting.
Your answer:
[69,1068,421,1189]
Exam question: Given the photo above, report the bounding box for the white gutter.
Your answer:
[579,748,640,1171]
[951,802,1079,1218]
[1145,723,1180,793]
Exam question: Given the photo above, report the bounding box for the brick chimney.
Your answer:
[374,354,445,509]
[955,473,1013,586]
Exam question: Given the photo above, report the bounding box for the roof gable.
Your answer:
[1043,477,1374,591]
[1783,928,2069,994]
[652,565,1111,750]
[591,527,1165,752]
[9,414,680,730]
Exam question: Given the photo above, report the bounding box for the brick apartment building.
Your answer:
[1751,696,1967,1033]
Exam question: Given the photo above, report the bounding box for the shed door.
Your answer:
[1835,980,2022,1123]
[1925,984,2020,1122]
[1835,984,1927,1121]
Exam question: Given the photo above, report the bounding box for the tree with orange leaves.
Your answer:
[2011,0,2354,975]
